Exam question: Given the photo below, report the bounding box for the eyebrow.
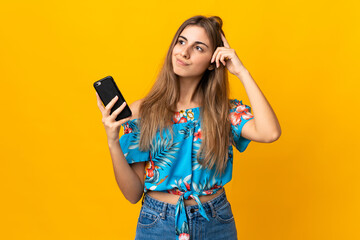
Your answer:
[178,35,209,48]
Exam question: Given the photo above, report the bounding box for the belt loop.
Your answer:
[160,202,167,220]
[208,201,216,218]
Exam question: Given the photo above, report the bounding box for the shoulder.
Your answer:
[128,98,144,120]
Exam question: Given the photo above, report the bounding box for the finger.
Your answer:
[105,95,119,111]
[96,92,105,112]
[109,101,127,121]
[211,47,221,63]
[215,50,224,68]
[96,92,101,102]
[116,116,132,128]
[210,50,216,63]
[221,33,230,48]
[221,52,231,66]
[220,54,227,66]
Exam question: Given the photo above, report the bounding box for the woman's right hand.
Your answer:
[96,92,132,142]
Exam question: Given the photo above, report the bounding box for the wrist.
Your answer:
[108,138,120,148]
[235,67,249,80]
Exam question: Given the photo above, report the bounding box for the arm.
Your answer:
[211,33,281,143]
[236,67,282,143]
[108,99,146,204]
[108,140,145,204]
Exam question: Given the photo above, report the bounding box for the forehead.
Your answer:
[179,25,211,45]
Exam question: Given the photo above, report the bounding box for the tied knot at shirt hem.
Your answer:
[176,191,210,221]
[173,188,225,239]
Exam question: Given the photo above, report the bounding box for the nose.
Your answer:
[180,46,190,58]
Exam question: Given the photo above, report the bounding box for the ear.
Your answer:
[208,63,215,71]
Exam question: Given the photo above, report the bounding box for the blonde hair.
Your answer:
[138,15,234,177]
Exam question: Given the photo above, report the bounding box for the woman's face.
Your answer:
[172,25,214,78]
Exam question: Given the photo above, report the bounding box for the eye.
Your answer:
[177,39,203,52]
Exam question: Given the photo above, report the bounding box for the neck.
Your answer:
[178,75,203,106]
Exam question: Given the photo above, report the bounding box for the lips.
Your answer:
[176,58,189,66]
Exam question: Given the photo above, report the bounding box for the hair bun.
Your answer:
[209,16,223,29]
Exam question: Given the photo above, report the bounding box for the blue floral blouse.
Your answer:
[119,99,254,240]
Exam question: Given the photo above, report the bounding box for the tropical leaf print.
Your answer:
[156,175,168,185]
[169,174,193,204]
[144,154,171,186]
[191,174,223,195]
[148,185,158,190]
[171,174,192,191]
[122,120,142,150]
[175,198,185,218]
[178,120,199,139]
[191,142,205,172]
[231,123,242,141]
[151,136,181,169]
[192,179,208,193]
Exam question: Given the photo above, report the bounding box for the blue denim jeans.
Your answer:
[135,189,238,240]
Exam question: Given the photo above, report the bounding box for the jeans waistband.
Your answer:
[142,188,228,217]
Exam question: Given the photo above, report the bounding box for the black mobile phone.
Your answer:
[93,76,132,121]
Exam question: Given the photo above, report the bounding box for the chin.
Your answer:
[173,69,184,77]
[172,65,183,76]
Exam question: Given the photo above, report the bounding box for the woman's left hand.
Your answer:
[210,33,247,76]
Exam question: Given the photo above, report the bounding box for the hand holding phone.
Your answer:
[95,91,132,142]
[94,76,132,121]
[94,76,133,142]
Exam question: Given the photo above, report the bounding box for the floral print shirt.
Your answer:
[119,99,254,240]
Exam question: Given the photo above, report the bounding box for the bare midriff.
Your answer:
[145,187,225,206]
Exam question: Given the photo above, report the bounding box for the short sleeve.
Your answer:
[229,99,255,152]
[119,119,150,164]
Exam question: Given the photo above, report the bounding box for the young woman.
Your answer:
[96,15,281,240]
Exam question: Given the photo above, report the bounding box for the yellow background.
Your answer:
[1,0,359,239]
